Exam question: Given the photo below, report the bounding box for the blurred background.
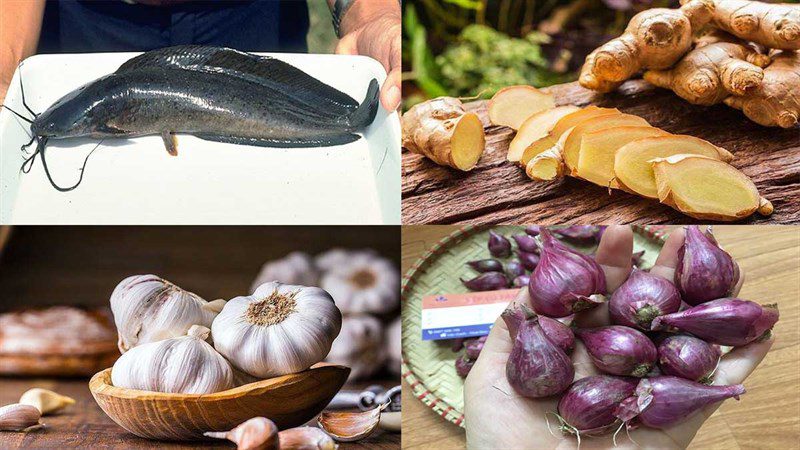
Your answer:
[402,0,800,110]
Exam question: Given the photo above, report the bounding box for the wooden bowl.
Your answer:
[89,363,350,440]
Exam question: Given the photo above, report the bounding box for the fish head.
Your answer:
[31,76,114,138]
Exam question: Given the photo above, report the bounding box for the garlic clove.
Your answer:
[203,299,227,314]
[19,388,75,415]
[0,404,43,431]
[278,427,338,450]
[204,417,278,450]
[317,405,384,442]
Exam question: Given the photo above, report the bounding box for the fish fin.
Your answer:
[161,132,178,156]
[345,78,380,131]
[192,133,360,148]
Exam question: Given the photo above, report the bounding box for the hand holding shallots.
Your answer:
[464,226,774,450]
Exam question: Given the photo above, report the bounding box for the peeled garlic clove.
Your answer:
[278,427,338,450]
[19,388,75,415]
[318,406,383,442]
[110,274,221,352]
[0,404,42,431]
[212,282,342,378]
[204,417,278,450]
[111,325,234,394]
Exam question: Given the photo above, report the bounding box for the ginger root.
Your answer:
[724,50,800,128]
[653,154,773,221]
[577,126,668,188]
[644,33,772,105]
[507,105,580,162]
[488,86,556,130]
[579,0,715,92]
[682,0,800,50]
[614,134,733,198]
[402,97,486,170]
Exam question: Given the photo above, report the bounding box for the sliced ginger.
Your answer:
[488,86,556,130]
[614,135,733,198]
[519,106,620,167]
[507,106,580,162]
[402,97,486,171]
[577,126,669,188]
[560,113,651,175]
[653,154,773,221]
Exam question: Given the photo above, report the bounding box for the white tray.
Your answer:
[0,52,400,224]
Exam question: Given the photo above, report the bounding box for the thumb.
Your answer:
[380,67,401,111]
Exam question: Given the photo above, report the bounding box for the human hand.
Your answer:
[335,0,401,111]
[464,225,772,450]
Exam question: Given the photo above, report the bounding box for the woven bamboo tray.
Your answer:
[400,225,668,427]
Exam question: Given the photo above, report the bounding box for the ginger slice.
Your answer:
[519,107,620,167]
[652,154,773,221]
[402,97,486,171]
[561,113,651,175]
[488,86,556,130]
[577,126,668,188]
[526,147,566,181]
[507,106,580,162]
[614,135,733,198]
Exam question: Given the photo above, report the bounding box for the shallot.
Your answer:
[516,251,540,271]
[551,225,602,243]
[577,326,657,377]
[512,275,530,288]
[461,272,509,291]
[557,375,638,436]
[675,226,739,305]
[651,298,779,346]
[455,355,474,378]
[528,229,606,318]
[488,231,512,258]
[657,335,721,383]
[615,376,745,429]
[525,225,541,237]
[512,234,540,254]
[506,306,574,398]
[467,259,504,273]
[609,269,681,330]
[501,303,574,354]
[465,336,487,359]
[505,260,526,279]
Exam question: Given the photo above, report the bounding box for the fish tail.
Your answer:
[345,78,379,131]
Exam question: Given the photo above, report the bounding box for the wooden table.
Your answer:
[401,225,800,449]
[402,80,800,225]
[0,378,400,449]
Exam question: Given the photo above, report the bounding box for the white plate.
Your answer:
[0,52,400,224]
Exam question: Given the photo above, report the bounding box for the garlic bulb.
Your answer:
[320,252,399,314]
[250,252,320,293]
[315,248,377,271]
[386,317,401,376]
[212,282,342,378]
[326,315,385,380]
[110,274,225,352]
[111,325,234,394]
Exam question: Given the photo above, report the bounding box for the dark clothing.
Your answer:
[38,0,310,54]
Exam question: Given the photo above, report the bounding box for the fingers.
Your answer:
[595,225,633,292]
[713,337,774,386]
[380,67,401,111]
[334,32,359,56]
[649,227,685,281]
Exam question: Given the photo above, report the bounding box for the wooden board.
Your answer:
[402,81,800,225]
[0,378,400,449]
[400,225,800,450]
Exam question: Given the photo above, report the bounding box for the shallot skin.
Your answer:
[609,269,681,330]
[615,376,745,429]
[675,226,739,305]
[652,298,779,346]
[577,326,657,377]
[658,335,721,383]
[528,230,606,318]
[506,309,574,398]
[557,375,638,436]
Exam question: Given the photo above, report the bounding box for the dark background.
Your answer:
[0,226,400,311]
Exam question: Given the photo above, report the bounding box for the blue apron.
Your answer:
[38,0,310,53]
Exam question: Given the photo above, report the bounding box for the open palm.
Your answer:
[464,225,773,450]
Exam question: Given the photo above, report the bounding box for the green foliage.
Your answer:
[435,25,569,98]
[403,5,449,99]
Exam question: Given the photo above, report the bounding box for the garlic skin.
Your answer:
[204,417,279,450]
[213,282,342,378]
[0,404,41,431]
[110,274,223,352]
[251,252,320,293]
[278,427,338,450]
[111,325,234,394]
[386,317,402,376]
[326,315,385,380]
[19,388,75,415]
[320,252,399,314]
[315,248,377,272]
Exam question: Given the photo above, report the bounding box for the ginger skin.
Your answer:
[644,33,772,105]
[579,0,715,92]
[724,50,800,128]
